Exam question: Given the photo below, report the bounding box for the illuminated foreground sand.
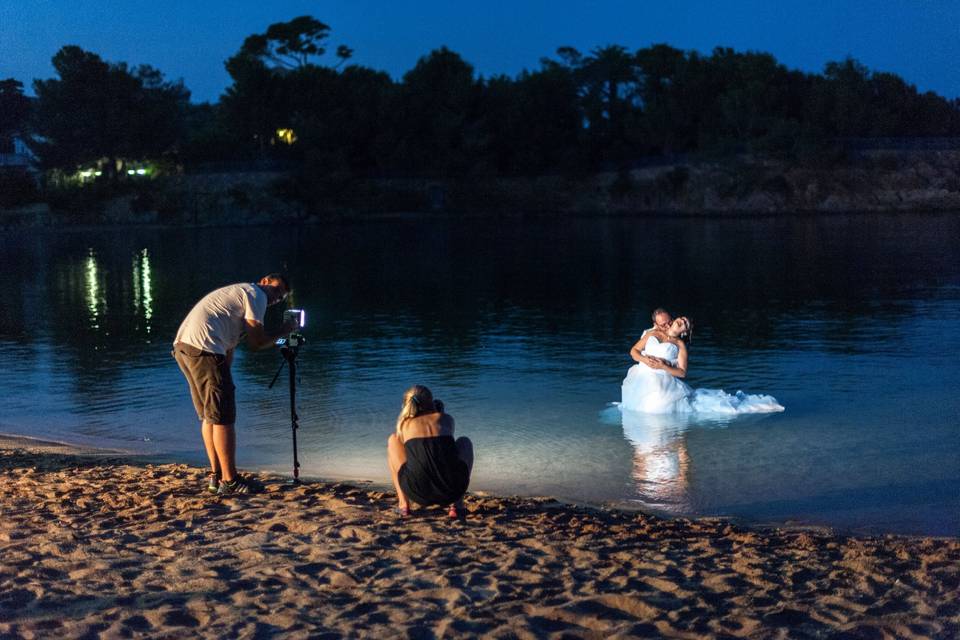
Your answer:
[1,437,958,639]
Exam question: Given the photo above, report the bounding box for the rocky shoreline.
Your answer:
[3,151,959,228]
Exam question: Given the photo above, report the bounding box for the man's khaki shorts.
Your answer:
[172,342,236,425]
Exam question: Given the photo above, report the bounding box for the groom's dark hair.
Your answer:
[651,307,670,323]
[263,272,290,291]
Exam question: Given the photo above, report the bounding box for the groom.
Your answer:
[642,307,672,338]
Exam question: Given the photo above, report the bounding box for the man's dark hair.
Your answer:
[264,273,290,291]
[651,307,670,323]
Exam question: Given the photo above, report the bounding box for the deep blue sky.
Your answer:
[2,1,957,103]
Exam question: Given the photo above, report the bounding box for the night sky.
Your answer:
[2,0,957,103]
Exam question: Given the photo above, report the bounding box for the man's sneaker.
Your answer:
[216,476,261,496]
[207,472,221,494]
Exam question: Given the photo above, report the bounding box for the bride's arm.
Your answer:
[645,341,688,378]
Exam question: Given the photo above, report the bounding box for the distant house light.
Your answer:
[276,128,297,145]
[76,162,151,181]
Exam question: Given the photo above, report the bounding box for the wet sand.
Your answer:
[1,436,958,639]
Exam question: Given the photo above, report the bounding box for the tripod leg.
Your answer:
[268,359,285,389]
[288,348,301,483]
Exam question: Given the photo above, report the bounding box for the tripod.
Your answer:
[269,333,305,483]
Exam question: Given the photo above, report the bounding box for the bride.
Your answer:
[620,316,784,415]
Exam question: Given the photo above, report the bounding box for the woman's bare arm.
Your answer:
[644,340,688,378]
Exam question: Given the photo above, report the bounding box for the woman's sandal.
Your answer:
[448,503,463,519]
[396,505,410,518]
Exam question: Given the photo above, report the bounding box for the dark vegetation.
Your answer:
[2,15,959,213]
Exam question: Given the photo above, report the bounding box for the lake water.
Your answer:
[1,214,958,536]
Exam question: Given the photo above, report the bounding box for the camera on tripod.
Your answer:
[276,308,306,348]
[269,307,307,483]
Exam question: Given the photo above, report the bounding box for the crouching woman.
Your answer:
[387,385,473,518]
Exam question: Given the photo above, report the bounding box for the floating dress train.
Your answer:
[620,337,784,415]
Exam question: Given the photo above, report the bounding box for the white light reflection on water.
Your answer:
[84,249,103,328]
[602,407,714,515]
[132,255,140,313]
[132,248,154,332]
[622,415,694,513]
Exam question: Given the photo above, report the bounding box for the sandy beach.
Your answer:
[1,436,957,639]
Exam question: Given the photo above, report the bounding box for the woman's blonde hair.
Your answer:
[396,384,434,434]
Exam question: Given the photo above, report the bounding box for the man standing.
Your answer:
[172,274,295,495]
[642,307,673,338]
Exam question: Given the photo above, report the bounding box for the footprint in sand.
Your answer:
[122,614,151,632]
[337,527,376,543]
[162,610,200,627]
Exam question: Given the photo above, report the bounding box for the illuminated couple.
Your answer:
[619,307,784,416]
[617,307,783,514]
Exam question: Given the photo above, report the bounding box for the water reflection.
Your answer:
[84,248,105,328]
[132,248,154,332]
[616,408,735,515]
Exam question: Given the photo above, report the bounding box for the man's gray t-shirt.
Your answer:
[174,283,268,355]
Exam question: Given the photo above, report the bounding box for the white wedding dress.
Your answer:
[620,336,784,415]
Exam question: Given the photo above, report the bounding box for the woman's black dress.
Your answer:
[398,435,469,506]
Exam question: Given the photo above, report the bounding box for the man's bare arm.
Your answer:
[244,319,296,350]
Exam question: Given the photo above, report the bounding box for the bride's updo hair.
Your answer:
[396,384,437,433]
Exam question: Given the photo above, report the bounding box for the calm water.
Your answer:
[1,215,958,536]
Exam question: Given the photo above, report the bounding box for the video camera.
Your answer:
[276,308,306,348]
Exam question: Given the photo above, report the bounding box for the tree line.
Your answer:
[3,15,959,187]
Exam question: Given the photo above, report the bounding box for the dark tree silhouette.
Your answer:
[208,17,960,180]
[221,17,355,157]
[28,15,960,188]
[0,78,31,139]
[31,46,188,175]
[479,64,581,175]
[0,78,39,207]
[237,16,352,69]
[221,52,290,156]
[391,47,482,176]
